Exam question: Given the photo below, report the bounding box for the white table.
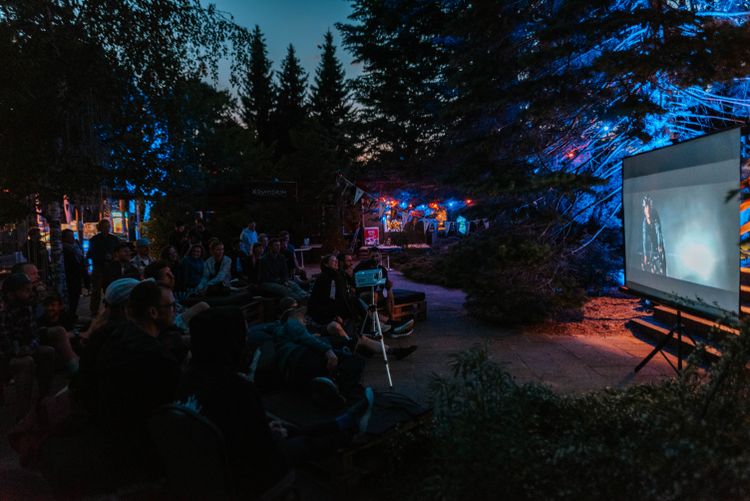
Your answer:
[294,244,322,268]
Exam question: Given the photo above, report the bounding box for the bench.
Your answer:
[391,289,427,321]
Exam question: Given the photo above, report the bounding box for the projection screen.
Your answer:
[623,127,741,320]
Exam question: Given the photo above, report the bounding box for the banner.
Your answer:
[354,187,365,204]
[364,227,380,246]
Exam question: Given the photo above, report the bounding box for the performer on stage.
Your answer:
[641,195,666,275]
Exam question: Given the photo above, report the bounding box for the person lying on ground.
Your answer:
[180,307,374,499]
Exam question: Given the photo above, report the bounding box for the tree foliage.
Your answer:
[239,25,275,145]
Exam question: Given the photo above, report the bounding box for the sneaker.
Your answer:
[388,318,415,335]
[390,345,417,360]
[359,387,375,434]
[310,377,346,409]
[387,328,413,339]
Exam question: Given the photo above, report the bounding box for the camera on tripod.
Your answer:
[354,268,386,288]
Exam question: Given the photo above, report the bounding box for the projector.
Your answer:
[355,268,386,288]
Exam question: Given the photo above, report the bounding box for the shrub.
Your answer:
[375,333,750,500]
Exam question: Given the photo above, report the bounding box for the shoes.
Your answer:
[387,328,413,339]
[310,377,346,409]
[390,345,417,360]
[388,318,414,335]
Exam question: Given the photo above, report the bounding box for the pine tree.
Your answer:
[272,44,308,156]
[310,30,351,132]
[240,25,275,145]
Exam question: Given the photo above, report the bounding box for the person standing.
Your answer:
[86,219,120,316]
[62,229,90,317]
[21,227,50,284]
[239,221,258,256]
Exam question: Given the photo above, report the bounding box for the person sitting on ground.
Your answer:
[180,243,205,292]
[180,307,373,498]
[337,251,357,291]
[245,243,264,286]
[130,238,154,276]
[145,260,209,332]
[62,229,89,317]
[309,255,416,360]
[198,238,232,292]
[239,221,258,256]
[0,274,79,422]
[259,239,309,301]
[103,242,140,290]
[354,246,413,337]
[70,278,140,414]
[257,233,269,256]
[38,293,77,332]
[160,245,182,290]
[279,230,303,277]
[274,297,365,404]
[94,281,181,481]
[11,262,47,317]
[227,238,249,281]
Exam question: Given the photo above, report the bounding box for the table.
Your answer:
[294,244,322,268]
[377,245,401,270]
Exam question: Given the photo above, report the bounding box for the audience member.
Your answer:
[103,242,140,290]
[168,221,189,256]
[257,233,269,255]
[11,262,46,309]
[227,239,248,280]
[130,238,154,276]
[245,243,264,285]
[62,229,89,316]
[180,243,205,291]
[38,293,77,332]
[145,260,209,331]
[279,230,302,275]
[239,221,258,255]
[274,298,364,403]
[21,227,50,284]
[180,307,373,497]
[259,239,309,301]
[86,219,121,316]
[0,274,78,421]
[160,245,182,290]
[198,238,232,291]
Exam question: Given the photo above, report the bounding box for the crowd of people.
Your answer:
[0,216,418,497]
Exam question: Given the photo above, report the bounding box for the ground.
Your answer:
[0,270,676,499]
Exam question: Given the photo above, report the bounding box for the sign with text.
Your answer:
[247,181,297,200]
[364,227,380,246]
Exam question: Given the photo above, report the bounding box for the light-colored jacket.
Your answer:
[198,256,232,290]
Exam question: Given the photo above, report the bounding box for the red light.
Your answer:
[465,199,472,205]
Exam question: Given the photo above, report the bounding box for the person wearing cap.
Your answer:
[103,242,140,290]
[71,277,140,414]
[130,237,154,276]
[0,273,78,421]
[86,219,121,316]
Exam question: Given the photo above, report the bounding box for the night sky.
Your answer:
[207,0,360,92]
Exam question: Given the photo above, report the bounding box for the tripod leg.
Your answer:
[373,312,393,388]
[634,329,676,374]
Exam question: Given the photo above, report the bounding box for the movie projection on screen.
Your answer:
[622,127,741,320]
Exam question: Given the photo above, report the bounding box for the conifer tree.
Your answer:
[272,44,308,156]
[310,30,351,132]
[240,25,275,145]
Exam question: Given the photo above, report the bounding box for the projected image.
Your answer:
[640,195,666,275]
[623,127,741,319]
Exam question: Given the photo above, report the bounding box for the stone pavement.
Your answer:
[361,271,676,403]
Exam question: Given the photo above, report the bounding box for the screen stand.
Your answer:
[634,310,698,375]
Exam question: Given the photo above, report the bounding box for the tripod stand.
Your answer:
[359,286,394,387]
[634,310,698,375]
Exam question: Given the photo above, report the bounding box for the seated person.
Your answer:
[309,255,416,360]
[38,293,77,332]
[245,243,264,286]
[145,260,209,331]
[181,308,373,498]
[227,238,249,281]
[11,262,47,317]
[0,274,78,422]
[354,247,413,336]
[274,297,364,403]
[180,243,206,291]
[279,230,307,284]
[103,242,140,290]
[197,238,232,292]
[70,277,140,414]
[160,245,182,290]
[259,239,309,301]
[130,238,154,276]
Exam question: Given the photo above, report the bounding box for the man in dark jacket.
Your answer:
[259,239,308,300]
[86,219,120,316]
[102,242,140,290]
[62,229,89,316]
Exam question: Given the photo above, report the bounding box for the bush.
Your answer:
[400,218,621,324]
[375,333,750,500]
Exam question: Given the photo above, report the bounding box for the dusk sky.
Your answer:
[207,0,360,92]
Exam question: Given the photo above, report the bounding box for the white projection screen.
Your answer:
[623,127,741,320]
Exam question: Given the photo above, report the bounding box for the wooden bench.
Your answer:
[391,289,427,321]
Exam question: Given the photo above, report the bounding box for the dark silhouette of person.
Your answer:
[641,195,666,275]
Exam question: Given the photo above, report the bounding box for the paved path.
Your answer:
[362,271,675,403]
